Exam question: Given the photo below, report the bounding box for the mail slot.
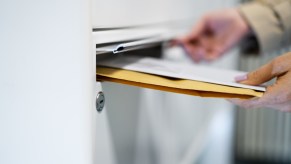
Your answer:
[91,1,267,164]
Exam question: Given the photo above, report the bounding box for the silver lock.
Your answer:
[96,92,105,112]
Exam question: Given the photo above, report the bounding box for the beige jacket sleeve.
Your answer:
[239,0,291,54]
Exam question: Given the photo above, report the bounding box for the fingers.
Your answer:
[235,57,289,86]
[228,97,291,111]
[174,18,209,62]
[189,17,207,39]
[181,42,222,63]
[231,53,291,111]
[181,43,204,63]
[178,37,223,63]
[176,19,206,46]
[228,97,264,109]
[199,37,223,61]
[277,104,291,112]
[176,16,229,62]
[228,93,291,111]
[263,72,291,104]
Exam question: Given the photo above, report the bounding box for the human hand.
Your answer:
[175,8,251,62]
[229,52,291,112]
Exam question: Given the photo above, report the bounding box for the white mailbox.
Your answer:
[0,0,237,164]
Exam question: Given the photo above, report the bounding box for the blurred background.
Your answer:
[93,0,291,164]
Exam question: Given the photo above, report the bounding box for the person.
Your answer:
[175,0,291,111]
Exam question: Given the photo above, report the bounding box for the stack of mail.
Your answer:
[96,57,264,99]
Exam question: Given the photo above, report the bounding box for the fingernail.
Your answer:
[235,74,247,82]
[180,44,191,56]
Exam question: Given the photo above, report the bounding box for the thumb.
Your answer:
[189,17,206,38]
[175,17,207,46]
[235,59,285,86]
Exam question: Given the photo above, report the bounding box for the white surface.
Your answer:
[101,83,142,164]
[0,0,96,164]
[92,0,175,27]
[93,27,171,45]
[95,83,116,164]
[98,56,265,91]
[96,35,172,54]
[198,109,234,164]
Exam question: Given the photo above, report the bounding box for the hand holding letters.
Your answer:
[230,53,291,111]
[175,8,250,62]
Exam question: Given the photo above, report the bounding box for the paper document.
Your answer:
[96,37,165,54]
[97,57,266,91]
[96,35,173,55]
[97,67,263,98]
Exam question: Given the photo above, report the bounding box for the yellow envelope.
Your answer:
[97,66,264,99]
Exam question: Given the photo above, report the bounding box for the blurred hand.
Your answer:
[176,8,250,62]
[229,52,291,112]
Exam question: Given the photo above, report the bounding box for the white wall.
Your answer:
[0,0,95,163]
